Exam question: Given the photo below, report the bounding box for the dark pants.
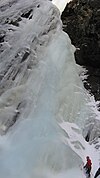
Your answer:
[84,166,91,178]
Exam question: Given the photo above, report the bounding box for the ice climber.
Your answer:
[84,156,92,178]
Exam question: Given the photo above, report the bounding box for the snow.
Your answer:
[77,65,100,121]
[60,121,100,175]
[0,0,100,178]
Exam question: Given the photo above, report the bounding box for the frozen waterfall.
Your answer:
[0,0,98,178]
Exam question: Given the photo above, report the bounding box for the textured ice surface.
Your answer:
[0,0,99,178]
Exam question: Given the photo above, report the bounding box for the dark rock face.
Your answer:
[61,0,100,102]
[83,66,100,102]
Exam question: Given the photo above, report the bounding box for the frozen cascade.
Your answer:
[0,0,98,178]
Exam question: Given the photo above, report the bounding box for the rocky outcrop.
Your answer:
[61,0,100,102]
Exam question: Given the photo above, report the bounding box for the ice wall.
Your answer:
[0,28,88,178]
[0,0,96,178]
[0,0,61,134]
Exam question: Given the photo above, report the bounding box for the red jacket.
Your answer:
[86,158,92,168]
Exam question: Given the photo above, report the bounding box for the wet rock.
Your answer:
[0,31,6,43]
[9,17,22,27]
[21,9,33,19]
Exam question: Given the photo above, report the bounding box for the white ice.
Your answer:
[52,0,72,13]
[0,0,99,178]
